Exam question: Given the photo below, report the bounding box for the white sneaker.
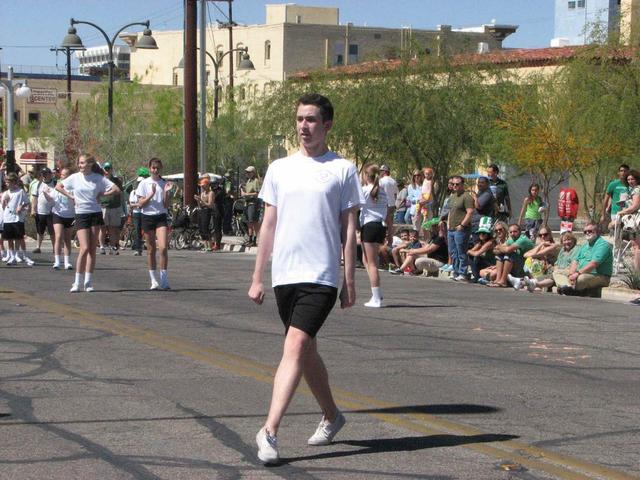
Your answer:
[53,262,61,270]
[15,256,23,263]
[24,257,35,267]
[84,283,94,293]
[256,427,279,464]
[65,263,73,270]
[364,298,382,308]
[1,253,8,262]
[454,275,468,282]
[6,258,17,266]
[69,283,80,293]
[308,410,346,446]
[525,277,537,293]
[150,280,160,291]
[99,246,106,255]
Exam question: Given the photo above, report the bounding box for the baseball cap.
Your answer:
[476,216,493,234]
[40,167,52,175]
[380,165,390,172]
[136,167,150,178]
[103,162,112,169]
[422,218,440,230]
[245,166,256,173]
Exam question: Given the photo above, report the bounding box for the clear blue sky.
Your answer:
[1,0,555,70]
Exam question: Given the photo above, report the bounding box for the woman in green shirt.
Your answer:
[518,183,545,240]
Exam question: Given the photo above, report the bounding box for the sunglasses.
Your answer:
[451,182,462,186]
[583,229,596,234]
[538,232,549,237]
[494,228,505,232]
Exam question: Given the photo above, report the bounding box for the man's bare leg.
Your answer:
[303,338,338,422]
[264,327,311,435]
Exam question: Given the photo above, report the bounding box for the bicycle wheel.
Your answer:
[122,227,133,248]
[175,231,187,250]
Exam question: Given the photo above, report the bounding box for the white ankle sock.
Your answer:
[84,272,93,285]
[75,273,82,285]
[149,270,157,282]
[54,255,61,264]
[64,255,71,264]
[371,286,382,301]
[159,270,168,282]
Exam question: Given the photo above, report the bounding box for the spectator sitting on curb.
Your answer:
[390,220,447,275]
[467,216,496,284]
[489,223,534,288]
[523,232,577,293]
[389,228,411,269]
[554,222,613,296]
[479,221,508,283]
[513,225,560,290]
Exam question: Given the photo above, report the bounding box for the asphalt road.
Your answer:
[0,248,638,480]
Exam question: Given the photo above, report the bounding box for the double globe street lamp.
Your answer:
[0,66,32,172]
[61,18,158,135]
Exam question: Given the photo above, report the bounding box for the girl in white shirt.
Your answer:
[56,155,120,292]
[1,173,34,266]
[43,168,75,270]
[360,163,388,307]
[135,157,173,290]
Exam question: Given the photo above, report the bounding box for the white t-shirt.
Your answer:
[2,188,29,223]
[51,189,75,218]
[259,150,364,288]
[62,172,114,214]
[360,184,388,226]
[33,181,55,215]
[135,177,168,215]
[129,189,141,214]
[379,175,398,208]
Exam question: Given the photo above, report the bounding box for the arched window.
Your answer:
[236,43,245,67]
[264,40,271,64]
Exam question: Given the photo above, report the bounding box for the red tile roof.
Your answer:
[292,45,635,80]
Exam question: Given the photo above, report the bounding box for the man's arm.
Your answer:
[405,242,438,257]
[457,207,474,230]
[248,203,277,304]
[340,207,359,308]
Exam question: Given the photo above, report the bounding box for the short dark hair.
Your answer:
[508,223,521,232]
[297,93,334,122]
[148,157,163,168]
[619,164,630,171]
[488,164,500,173]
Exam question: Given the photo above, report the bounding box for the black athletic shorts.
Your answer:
[361,221,386,244]
[75,212,104,230]
[142,213,168,232]
[53,214,75,229]
[244,201,261,223]
[35,213,54,236]
[3,222,25,240]
[274,283,338,338]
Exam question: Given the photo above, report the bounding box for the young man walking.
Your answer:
[248,93,363,464]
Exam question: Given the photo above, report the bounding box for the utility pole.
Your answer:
[199,0,207,175]
[214,0,235,102]
[184,0,198,206]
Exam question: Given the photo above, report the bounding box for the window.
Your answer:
[264,40,271,63]
[374,33,382,40]
[348,44,359,63]
[577,0,585,6]
[296,15,302,24]
[235,43,245,67]
[28,112,41,130]
[173,72,178,86]
[568,1,576,8]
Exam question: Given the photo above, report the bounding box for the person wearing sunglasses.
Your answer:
[444,176,475,281]
[524,232,578,293]
[490,223,534,287]
[405,170,424,227]
[513,226,560,290]
[554,222,613,296]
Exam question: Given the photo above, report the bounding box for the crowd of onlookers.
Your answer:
[367,163,640,305]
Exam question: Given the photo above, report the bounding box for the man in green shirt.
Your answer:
[491,223,534,287]
[242,166,262,246]
[600,164,630,227]
[444,176,474,281]
[554,222,613,295]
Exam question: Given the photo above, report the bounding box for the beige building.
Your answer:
[1,72,103,169]
[128,3,517,94]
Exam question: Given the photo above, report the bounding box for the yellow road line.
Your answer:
[1,289,637,480]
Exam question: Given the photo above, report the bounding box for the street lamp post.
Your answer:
[60,18,158,136]
[1,66,32,172]
[177,47,254,174]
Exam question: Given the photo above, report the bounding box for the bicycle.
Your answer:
[170,204,203,250]
[231,198,249,240]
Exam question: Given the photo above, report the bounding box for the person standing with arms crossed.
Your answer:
[248,93,364,464]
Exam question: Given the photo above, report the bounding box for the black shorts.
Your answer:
[75,212,104,230]
[361,221,386,244]
[142,213,168,232]
[3,222,25,240]
[244,202,261,223]
[35,213,54,236]
[53,214,75,229]
[274,283,338,338]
